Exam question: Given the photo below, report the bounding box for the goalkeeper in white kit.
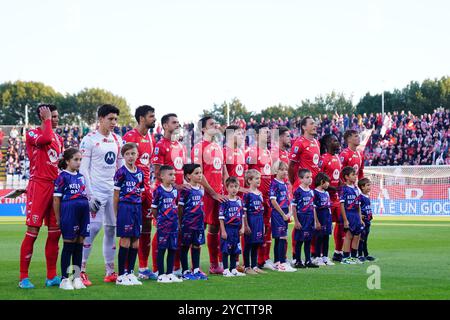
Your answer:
[79,104,124,286]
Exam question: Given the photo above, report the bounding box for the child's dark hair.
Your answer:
[358,177,371,189]
[58,148,81,170]
[160,165,175,175]
[121,142,138,156]
[298,168,311,179]
[315,172,330,187]
[225,176,240,188]
[183,163,201,181]
[342,166,356,181]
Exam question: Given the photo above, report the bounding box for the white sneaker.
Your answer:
[322,257,335,266]
[314,257,326,266]
[281,262,297,272]
[157,274,172,283]
[59,278,74,290]
[289,259,297,267]
[231,269,246,277]
[167,273,183,283]
[116,274,132,286]
[222,269,235,277]
[127,273,143,285]
[263,259,277,270]
[72,277,86,289]
[173,268,183,277]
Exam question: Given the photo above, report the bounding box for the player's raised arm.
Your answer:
[27,107,54,147]
[79,136,94,199]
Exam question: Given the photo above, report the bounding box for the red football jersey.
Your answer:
[246,146,272,199]
[271,146,289,165]
[192,140,224,194]
[319,153,342,201]
[26,120,64,182]
[289,136,321,184]
[340,147,365,181]
[224,145,247,188]
[122,128,155,188]
[151,136,187,185]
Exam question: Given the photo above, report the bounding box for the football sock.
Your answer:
[103,225,116,275]
[174,247,181,271]
[216,233,223,264]
[45,229,61,279]
[151,233,158,272]
[138,232,151,269]
[257,244,265,266]
[157,248,166,275]
[323,235,330,258]
[310,235,316,257]
[343,251,350,258]
[118,246,129,276]
[291,229,297,259]
[334,223,344,252]
[128,248,138,274]
[207,232,219,265]
[315,236,323,258]
[304,240,311,263]
[180,245,190,272]
[61,242,75,279]
[295,241,303,262]
[82,221,101,272]
[192,247,200,270]
[230,254,237,270]
[251,244,259,268]
[243,243,251,268]
[273,238,280,263]
[167,249,175,275]
[20,230,38,280]
[279,239,287,263]
[73,243,83,274]
[222,253,229,270]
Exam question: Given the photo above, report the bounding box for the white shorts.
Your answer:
[90,193,116,227]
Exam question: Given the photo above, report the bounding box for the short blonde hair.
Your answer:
[272,160,288,175]
[245,169,261,186]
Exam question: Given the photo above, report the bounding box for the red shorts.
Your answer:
[26,180,58,228]
[204,193,220,226]
[331,200,341,223]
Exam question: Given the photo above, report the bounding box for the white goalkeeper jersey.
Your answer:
[80,130,124,198]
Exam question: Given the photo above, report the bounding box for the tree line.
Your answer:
[201,76,450,124]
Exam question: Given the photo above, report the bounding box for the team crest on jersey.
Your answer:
[313,154,319,165]
[194,148,199,156]
[154,147,159,155]
[28,131,35,138]
[105,151,116,165]
[174,157,184,170]
[333,169,340,180]
[32,215,39,224]
[213,157,222,170]
[140,153,150,165]
[263,163,271,175]
[136,173,143,182]
[294,146,299,154]
[236,164,244,176]
[47,149,58,163]
[353,164,359,172]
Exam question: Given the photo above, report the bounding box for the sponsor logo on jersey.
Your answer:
[213,157,222,170]
[294,146,299,153]
[313,153,320,165]
[333,169,340,180]
[154,147,159,155]
[48,149,58,163]
[28,131,35,137]
[174,157,184,170]
[140,152,150,165]
[235,164,244,176]
[105,151,116,165]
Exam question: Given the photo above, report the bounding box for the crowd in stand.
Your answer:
[2,108,450,182]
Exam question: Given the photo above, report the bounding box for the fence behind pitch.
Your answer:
[365,165,450,216]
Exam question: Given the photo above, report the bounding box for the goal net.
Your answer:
[364,165,450,216]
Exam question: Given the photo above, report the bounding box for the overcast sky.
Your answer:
[1,0,449,122]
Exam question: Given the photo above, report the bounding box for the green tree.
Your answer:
[200,98,253,124]
[74,88,133,125]
[0,81,62,125]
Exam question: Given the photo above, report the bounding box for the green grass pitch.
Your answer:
[1,217,449,300]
